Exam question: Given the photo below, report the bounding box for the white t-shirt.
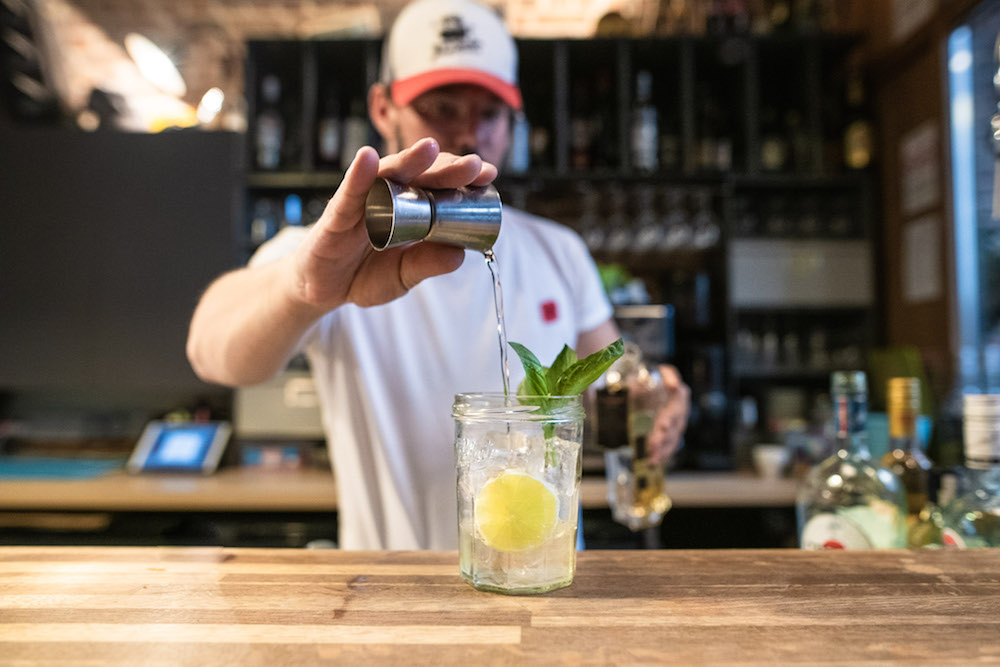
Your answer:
[250,207,612,549]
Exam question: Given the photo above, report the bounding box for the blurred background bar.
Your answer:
[1,0,997,549]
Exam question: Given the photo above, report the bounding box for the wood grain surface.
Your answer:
[0,547,998,665]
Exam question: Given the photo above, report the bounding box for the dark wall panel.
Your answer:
[0,128,242,405]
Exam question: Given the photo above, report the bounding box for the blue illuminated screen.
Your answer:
[144,424,219,470]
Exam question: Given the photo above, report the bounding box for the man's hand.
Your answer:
[289,137,497,314]
[186,138,497,388]
[647,364,691,465]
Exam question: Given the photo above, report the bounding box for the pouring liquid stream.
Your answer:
[484,249,511,400]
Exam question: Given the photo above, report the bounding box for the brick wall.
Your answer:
[38,0,400,126]
[34,0,774,129]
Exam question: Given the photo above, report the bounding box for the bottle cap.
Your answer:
[830,370,866,396]
[888,377,920,438]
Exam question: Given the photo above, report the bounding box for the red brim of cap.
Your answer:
[392,68,523,110]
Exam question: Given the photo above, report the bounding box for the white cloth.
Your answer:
[250,208,612,549]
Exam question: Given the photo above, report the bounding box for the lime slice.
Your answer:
[474,471,558,552]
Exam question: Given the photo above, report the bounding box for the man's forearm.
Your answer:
[186,256,326,387]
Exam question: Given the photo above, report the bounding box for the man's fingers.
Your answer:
[380,144,495,189]
[470,161,499,186]
[398,242,466,289]
[348,241,465,308]
[376,137,441,182]
[320,145,381,233]
[408,153,491,189]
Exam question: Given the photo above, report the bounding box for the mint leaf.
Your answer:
[509,338,624,399]
[554,338,624,395]
[509,341,548,398]
[508,338,624,468]
[546,344,577,390]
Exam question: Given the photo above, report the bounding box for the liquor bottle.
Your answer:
[570,76,593,170]
[696,85,731,171]
[506,111,531,174]
[880,377,933,547]
[599,343,672,531]
[631,70,659,172]
[843,62,873,170]
[255,74,284,170]
[629,433,672,525]
[797,371,907,549]
[249,198,279,247]
[938,394,1000,548]
[529,125,551,167]
[316,85,342,168]
[759,105,789,171]
[340,99,369,171]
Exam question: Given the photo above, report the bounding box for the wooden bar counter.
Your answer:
[1,547,998,664]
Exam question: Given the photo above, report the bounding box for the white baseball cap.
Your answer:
[381,0,522,110]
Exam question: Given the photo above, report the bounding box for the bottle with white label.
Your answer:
[881,377,933,546]
[255,74,284,170]
[630,70,658,172]
[796,371,907,550]
[938,394,1000,548]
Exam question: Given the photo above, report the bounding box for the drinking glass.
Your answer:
[604,444,672,531]
[453,393,583,594]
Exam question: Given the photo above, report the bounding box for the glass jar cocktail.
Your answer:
[453,393,584,594]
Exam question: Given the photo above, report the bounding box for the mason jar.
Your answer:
[453,393,583,594]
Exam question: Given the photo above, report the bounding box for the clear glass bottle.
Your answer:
[796,371,907,549]
[630,70,659,172]
[939,394,1000,548]
[255,74,284,170]
[880,377,933,546]
[316,83,342,168]
[598,343,672,531]
[842,60,873,170]
[339,98,369,171]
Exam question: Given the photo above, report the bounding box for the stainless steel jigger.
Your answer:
[365,178,501,253]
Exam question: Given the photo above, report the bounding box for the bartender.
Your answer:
[186,0,690,550]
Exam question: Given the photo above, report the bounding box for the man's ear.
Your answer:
[368,83,396,146]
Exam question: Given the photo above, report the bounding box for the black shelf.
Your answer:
[727,171,872,189]
[247,171,343,189]
[241,33,877,471]
[728,303,874,313]
[731,366,839,381]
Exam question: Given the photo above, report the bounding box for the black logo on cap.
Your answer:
[433,15,480,57]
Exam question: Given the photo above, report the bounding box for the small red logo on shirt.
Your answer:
[540,300,558,322]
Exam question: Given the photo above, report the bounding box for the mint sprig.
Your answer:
[509,338,624,466]
[510,338,624,399]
